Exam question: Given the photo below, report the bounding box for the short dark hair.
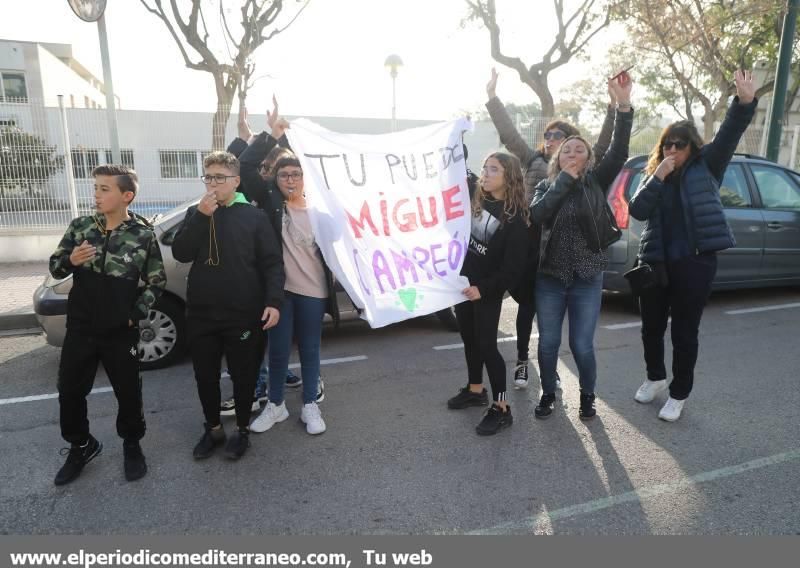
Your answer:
[273,156,302,174]
[92,164,139,195]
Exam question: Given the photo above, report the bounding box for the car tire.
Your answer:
[435,307,460,332]
[138,295,186,371]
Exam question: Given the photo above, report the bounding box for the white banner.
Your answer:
[286,118,472,328]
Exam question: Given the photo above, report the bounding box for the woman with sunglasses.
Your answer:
[531,72,634,421]
[628,71,757,422]
[485,68,617,390]
[249,115,338,436]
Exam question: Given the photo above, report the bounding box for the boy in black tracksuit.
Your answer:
[446,152,528,435]
[50,165,166,486]
[172,151,284,460]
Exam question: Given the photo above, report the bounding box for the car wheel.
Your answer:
[435,307,460,332]
[138,296,186,371]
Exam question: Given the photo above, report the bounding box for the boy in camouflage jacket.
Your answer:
[49,165,166,486]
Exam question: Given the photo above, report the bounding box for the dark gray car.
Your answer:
[604,154,800,292]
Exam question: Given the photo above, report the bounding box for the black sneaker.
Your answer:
[224,428,250,460]
[54,435,102,486]
[513,360,529,389]
[579,391,597,421]
[475,404,513,435]
[286,371,302,389]
[220,397,260,417]
[534,393,557,419]
[447,386,489,409]
[123,440,147,482]
[193,423,225,459]
[316,376,325,403]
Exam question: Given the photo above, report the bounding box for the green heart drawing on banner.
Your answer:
[397,288,418,312]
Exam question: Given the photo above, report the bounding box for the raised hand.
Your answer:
[734,70,755,104]
[69,240,96,266]
[271,117,290,141]
[486,67,498,99]
[198,190,219,216]
[237,105,252,141]
[608,70,633,106]
[267,95,279,130]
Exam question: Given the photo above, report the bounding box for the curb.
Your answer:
[0,313,39,332]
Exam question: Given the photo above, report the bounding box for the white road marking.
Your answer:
[725,302,800,315]
[0,355,368,406]
[468,448,800,534]
[602,321,642,330]
[0,386,113,406]
[433,335,535,351]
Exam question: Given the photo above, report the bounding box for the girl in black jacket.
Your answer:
[629,70,757,422]
[446,152,529,436]
[531,73,633,421]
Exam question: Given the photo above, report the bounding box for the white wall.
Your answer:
[36,45,105,108]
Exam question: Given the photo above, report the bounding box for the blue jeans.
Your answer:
[535,272,603,395]
[268,292,326,405]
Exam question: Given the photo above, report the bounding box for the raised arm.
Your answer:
[485,68,537,167]
[702,70,757,181]
[593,73,634,191]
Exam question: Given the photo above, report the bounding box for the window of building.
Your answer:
[159,150,201,179]
[0,71,28,102]
[71,148,136,178]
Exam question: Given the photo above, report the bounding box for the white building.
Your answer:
[0,39,111,109]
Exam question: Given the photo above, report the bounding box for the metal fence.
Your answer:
[0,98,796,233]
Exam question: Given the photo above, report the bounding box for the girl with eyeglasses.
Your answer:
[250,114,338,437]
[530,71,634,422]
[485,68,618,390]
[628,71,757,422]
[446,152,529,435]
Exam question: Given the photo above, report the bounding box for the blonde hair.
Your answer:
[472,152,530,227]
[546,135,595,182]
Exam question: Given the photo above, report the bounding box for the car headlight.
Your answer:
[44,274,73,295]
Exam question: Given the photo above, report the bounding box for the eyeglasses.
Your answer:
[662,140,689,151]
[481,165,503,175]
[543,131,567,141]
[277,172,303,181]
[200,174,237,184]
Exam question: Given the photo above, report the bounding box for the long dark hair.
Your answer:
[537,119,581,154]
[472,152,530,227]
[645,121,704,176]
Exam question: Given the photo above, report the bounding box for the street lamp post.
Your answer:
[384,54,403,132]
[67,0,121,164]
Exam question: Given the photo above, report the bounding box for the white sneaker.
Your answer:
[249,401,288,433]
[658,397,685,422]
[634,379,668,403]
[300,402,326,435]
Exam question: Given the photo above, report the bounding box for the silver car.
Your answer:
[603,154,800,293]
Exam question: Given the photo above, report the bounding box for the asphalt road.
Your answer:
[1,287,799,535]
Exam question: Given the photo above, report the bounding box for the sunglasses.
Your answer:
[662,140,689,151]
[543,131,567,141]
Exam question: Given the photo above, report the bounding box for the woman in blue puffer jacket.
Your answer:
[628,70,757,422]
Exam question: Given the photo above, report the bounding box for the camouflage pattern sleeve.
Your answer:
[49,219,79,279]
[131,232,167,322]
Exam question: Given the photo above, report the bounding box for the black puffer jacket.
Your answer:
[532,109,634,266]
[629,97,757,262]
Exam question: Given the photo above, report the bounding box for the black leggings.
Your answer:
[515,301,536,361]
[455,299,506,402]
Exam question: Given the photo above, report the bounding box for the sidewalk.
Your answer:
[0,262,48,331]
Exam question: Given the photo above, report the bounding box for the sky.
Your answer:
[1,0,623,121]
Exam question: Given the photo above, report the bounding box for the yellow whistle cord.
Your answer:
[205,214,220,266]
